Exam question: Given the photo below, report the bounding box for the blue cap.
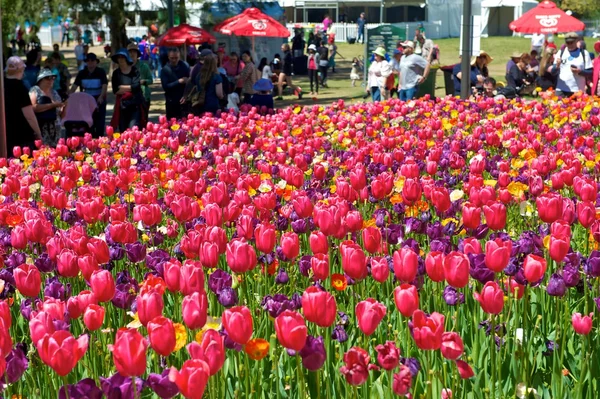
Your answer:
[253,78,274,92]
[111,49,133,65]
[393,49,402,55]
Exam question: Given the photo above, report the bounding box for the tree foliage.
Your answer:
[559,0,598,19]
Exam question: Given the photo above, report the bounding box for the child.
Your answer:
[250,78,274,112]
[307,44,320,95]
[351,57,362,87]
[227,92,240,113]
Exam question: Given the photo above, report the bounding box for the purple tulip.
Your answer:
[3,344,28,384]
[60,378,103,399]
[208,269,233,294]
[147,370,179,398]
[109,244,125,261]
[443,286,465,306]
[44,276,69,300]
[275,268,289,284]
[298,256,312,277]
[331,325,348,343]
[100,373,144,399]
[20,298,40,321]
[547,273,566,297]
[35,253,56,273]
[221,329,243,351]
[299,335,326,371]
[562,265,580,288]
[468,254,495,284]
[217,287,238,308]
[585,251,600,277]
[125,242,147,263]
[401,357,421,377]
[111,283,137,310]
[291,219,308,234]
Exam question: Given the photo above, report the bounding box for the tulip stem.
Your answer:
[490,315,496,398]
[62,376,70,399]
[297,355,306,399]
[132,376,138,399]
[577,336,589,398]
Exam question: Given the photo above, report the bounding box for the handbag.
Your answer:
[187,76,211,108]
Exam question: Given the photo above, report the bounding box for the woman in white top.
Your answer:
[366,47,392,102]
[257,57,273,80]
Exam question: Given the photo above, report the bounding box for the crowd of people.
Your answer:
[452,32,598,100]
[365,29,437,102]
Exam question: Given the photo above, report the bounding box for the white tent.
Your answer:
[481,0,538,36]
[426,0,482,38]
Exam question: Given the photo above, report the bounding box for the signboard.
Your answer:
[364,25,406,82]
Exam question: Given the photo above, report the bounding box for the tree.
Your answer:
[67,0,128,50]
[560,0,597,18]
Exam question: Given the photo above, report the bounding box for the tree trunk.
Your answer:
[109,0,127,50]
[178,0,186,24]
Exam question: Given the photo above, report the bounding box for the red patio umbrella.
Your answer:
[215,7,290,38]
[157,24,217,46]
[509,1,585,34]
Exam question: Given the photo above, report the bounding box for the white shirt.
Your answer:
[262,65,272,79]
[74,45,85,61]
[554,48,592,93]
[227,92,240,112]
[367,60,392,89]
[531,33,545,48]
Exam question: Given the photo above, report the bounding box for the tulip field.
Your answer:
[1,94,600,399]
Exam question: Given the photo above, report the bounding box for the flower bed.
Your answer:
[1,95,600,398]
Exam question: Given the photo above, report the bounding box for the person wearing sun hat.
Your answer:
[367,47,392,102]
[552,32,593,96]
[398,40,430,101]
[506,51,522,74]
[250,78,274,112]
[4,56,41,155]
[128,42,153,119]
[110,48,144,132]
[592,41,600,96]
[70,53,108,137]
[29,68,64,147]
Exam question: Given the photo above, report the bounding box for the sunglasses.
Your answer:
[44,76,56,80]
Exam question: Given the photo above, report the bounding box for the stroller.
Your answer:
[62,92,97,138]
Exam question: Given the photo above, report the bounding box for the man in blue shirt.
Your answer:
[160,48,191,120]
[357,13,366,44]
[70,53,108,137]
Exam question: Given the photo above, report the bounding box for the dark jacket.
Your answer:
[160,61,191,103]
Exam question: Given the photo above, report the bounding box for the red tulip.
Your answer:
[109,328,148,377]
[393,247,418,283]
[199,241,219,269]
[370,256,390,283]
[57,249,79,278]
[14,264,41,297]
[254,223,276,254]
[191,329,225,375]
[340,241,368,281]
[78,254,99,281]
[393,284,419,317]
[83,304,105,331]
[412,310,445,350]
[484,238,512,273]
[226,239,257,274]
[362,227,382,254]
[572,312,593,335]
[440,332,464,360]
[108,221,137,244]
[355,298,387,336]
[169,359,210,399]
[0,301,11,329]
[147,316,177,357]
[222,306,253,345]
[90,269,115,302]
[291,194,314,218]
[474,281,504,314]
[180,260,205,296]
[425,251,445,282]
[431,186,451,213]
[182,291,208,330]
[549,235,570,263]
[309,231,328,254]
[456,360,475,379]
[281,232,300,260]
[392,365,413,396]
[523,254,547,283]
[462,237,482,255]
[375,341,400,370]
[483,202,506,230]
[301,286,337,327]
[137,289,164,326]
[275,310,308,351]
[577,201,595,228]
[443,251,470,288]
[344,210,364,233]
[30,312,55,345]
[163,259,182,292]
[310,253,330,281]
[536,194,563,224]
[0,320,12,356]
[402,178,422,205]
[133,203,162,227]
[349,164,367,190]
[340,347,370,386]
[36,331,88,376]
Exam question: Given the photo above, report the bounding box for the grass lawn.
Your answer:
[55,36,533,118]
